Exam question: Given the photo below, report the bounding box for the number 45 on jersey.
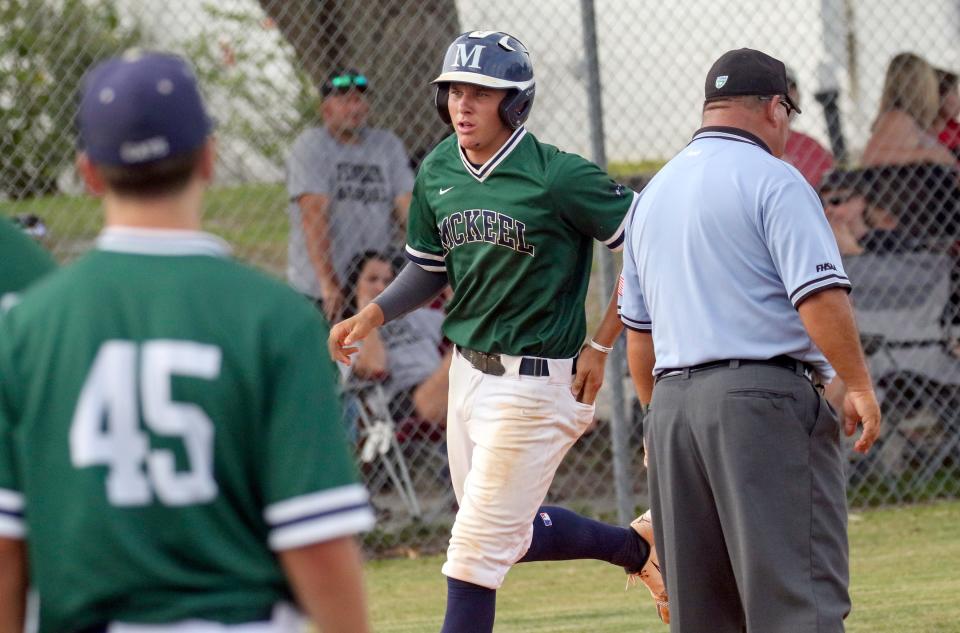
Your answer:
[70,340,221,507]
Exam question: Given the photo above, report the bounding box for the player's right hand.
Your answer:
[327,304,384,365]
[842,388,881,454]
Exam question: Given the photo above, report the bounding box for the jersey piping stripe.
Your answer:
[788,273,851,303]
[791,278,853,307]
[97,228,231,258]
[0,514,25,539]
[619,313,652,332]
[268,507,376,551]
[270,501,372,530]
[0,507,22,520]
[690,126,773,155]
[457,126,527,183]
[0,488,23,512]
[405,246,447,272]
[264,483,369,525]
[602,192,639,252]
[405,245,445,263]
[693,135,760,148]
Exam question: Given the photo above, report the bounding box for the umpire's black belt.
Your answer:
[655,355,818,384]
[458,346,572,377]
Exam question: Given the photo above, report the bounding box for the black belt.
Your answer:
[458,346,571,377]
[655,355,816,383]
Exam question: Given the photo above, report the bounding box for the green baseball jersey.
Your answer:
[0,229,373,633]
[405,127,636,358]
[0,217,56,304]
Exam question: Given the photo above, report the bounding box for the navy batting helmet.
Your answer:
[432,31,535,129]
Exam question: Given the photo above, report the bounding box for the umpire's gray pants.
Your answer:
[645,363,850,633]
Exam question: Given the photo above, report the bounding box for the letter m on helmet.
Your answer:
[451,44,484,69]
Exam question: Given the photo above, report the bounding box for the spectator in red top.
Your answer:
[933,68,960,160]
[782,66,835,188]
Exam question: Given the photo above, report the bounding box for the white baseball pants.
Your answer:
[441,348,595,589]
[88,604,304,633]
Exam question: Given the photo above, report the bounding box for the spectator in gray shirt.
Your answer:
[287,69,415,320]
[340,251,451,426]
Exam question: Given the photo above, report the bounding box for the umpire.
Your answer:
[620,48,881,633]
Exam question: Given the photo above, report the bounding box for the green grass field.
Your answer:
[3,183,291,274]
[365,501,960,632]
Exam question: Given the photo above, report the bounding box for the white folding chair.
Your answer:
[343,380,423,519]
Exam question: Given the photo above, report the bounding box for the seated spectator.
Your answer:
[340,251,451,426]
[933,68,960,160]
[821,187,870,255]
[862,52,957,168]
[286,69,414,320]
[820,181,904,256]
[782,67,834,188]
[842,163,960,242]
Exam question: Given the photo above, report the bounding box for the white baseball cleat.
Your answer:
[627,510,670,624]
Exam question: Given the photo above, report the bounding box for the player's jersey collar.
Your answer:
[457,126,527,183]
[690,126,772,155]
[97,226,232,257]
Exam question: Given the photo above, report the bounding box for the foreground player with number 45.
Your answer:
[0,51,374,633]
[330,31,668,632]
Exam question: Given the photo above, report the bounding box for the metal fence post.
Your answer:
[580,0,635,525]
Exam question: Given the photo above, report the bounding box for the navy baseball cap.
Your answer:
[704,48,801,114]
[78,49,213,166]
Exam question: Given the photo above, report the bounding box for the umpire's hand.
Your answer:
[328,304,384,365]
[842,388,881,454]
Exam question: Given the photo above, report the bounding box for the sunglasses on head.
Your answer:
[327,74,368,92]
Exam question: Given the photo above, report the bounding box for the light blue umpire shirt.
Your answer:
[618,126,851,381]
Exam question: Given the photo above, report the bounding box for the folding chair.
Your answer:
[844,249,960,497]
[343,379,423,519]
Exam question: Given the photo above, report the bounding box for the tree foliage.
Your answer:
[0,0,140,199]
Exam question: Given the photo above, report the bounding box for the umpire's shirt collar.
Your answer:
[690,126,772,155]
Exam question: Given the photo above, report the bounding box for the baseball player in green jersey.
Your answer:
[0,215,56,310]
[330,31,668,633]
[0,50,374,633]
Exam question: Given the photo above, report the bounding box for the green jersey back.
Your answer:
[0,229,373,633]
[405,128,636,358]
[0,217,56,304]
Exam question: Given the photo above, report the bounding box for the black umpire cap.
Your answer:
[704,48,801,114]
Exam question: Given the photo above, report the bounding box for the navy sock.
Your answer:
[517,505,650,572]
[439,577,496,633]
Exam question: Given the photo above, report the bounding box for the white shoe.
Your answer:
[627,510,670,624]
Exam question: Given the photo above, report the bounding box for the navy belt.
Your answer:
[655,355,817,383]
[458,346,573,377]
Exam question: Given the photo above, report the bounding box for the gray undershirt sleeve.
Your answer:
[372,263,449,323]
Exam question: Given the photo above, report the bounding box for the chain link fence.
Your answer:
[3,0,960,554]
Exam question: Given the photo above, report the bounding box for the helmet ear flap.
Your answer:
[435,84,452,125]
[498,86,536,129]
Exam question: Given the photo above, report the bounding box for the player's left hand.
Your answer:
[571,345,608,404]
